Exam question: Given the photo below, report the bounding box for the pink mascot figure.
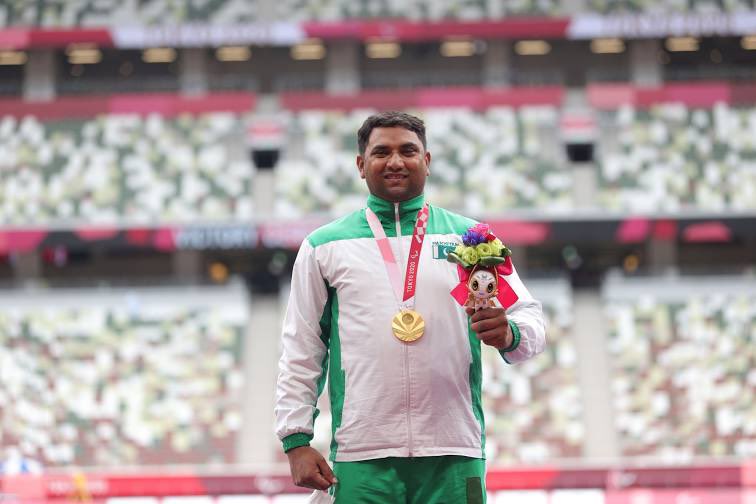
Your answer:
[447,223,519,312]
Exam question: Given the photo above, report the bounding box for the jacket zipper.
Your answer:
[395,202,413,457]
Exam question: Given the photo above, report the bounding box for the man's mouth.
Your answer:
[384,173,407,180]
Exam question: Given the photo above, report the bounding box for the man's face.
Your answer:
[357,126,431,203]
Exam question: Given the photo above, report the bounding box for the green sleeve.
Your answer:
[282,432,313,453]
[499,320,521,364]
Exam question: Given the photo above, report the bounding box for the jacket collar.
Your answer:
[366,193,426,222]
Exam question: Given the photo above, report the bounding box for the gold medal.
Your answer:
[392,309,425,342]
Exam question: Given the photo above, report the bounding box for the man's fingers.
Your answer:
[475,328,502,342]
[470,307,505,323]
[317,457,338,484]
[471,316,505,333]
[306,472,333,491]
[476,329,508,348]
[303,458,335,490]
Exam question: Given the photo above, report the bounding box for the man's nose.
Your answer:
[386,151,404,169]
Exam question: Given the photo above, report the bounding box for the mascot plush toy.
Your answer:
[447,223,519,312]
[466,267,499,311]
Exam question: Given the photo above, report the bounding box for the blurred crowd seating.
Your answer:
[0,284,249,467]
[3,0,753,26]
[284,0,756,18]
[5,102,755,226]
[598,104,756,213]
[274,0,563,21]
[0,0,261,27]
[604,283,756,459]
[483,281,583,464]
[275,110,370,218]
[587,0,755,13]
[275,106,569,218]
[0,113,253,226]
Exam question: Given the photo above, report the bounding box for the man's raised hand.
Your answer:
[467,306,513,350]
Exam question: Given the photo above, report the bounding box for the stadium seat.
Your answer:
[3,0,755,26]
[0,0,261,27]
[0,283,249,466]
[597,104,756,213]
[0,113,253,226]
[604,278,756,458]
[5,0,754,26]
[273,0,562,22]
[587,0,755,14]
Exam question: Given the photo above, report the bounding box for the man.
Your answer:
[275,111,546,503]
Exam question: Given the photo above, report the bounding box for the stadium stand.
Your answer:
[0,282,250,467]
[0,0,261,27]
[8,96,756,225]
[587,0,756,13]
[274,110,370,219]
[483,279,583,464]
[275,106,568,219]
[0,112,253,226]
[4,0,754,26]
[604,274,756,459]
[0,0,564,26]
[11,98,756,226]
[274,0,563,21]
[598,104,756,213]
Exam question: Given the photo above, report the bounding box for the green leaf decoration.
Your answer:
[501,246,512,257]
[480,256,507,267]
[446,252,471,268]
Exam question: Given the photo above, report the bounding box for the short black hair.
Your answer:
[357,111,427,155]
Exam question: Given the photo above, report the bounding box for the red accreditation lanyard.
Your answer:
[364,204,429,310]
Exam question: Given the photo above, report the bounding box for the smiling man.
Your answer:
[357,123,430,203]
[275,111,546,503]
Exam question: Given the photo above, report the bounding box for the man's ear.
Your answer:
[356,155,366,179]
[424,151,431,176]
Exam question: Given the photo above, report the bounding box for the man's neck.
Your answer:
[367,193,426,220]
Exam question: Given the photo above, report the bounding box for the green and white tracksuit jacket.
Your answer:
[275,193,546,462]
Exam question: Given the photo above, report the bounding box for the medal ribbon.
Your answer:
[365,204,429,309]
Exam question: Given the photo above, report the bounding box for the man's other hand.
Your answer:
[286,446,338,491]
[466,306,512,350]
